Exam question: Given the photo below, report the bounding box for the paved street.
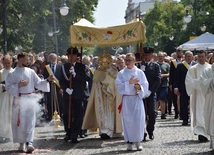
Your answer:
[0,112,213,155]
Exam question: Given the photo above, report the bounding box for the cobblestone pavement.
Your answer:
[0,112,213,155]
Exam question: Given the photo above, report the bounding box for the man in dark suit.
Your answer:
[174,51,196,126]
[169,48,183,119]
[142,47,161,140]
[81,56,94,137]
[60,47,90,143]
[43,53,63,121]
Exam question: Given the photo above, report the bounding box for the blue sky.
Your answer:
[93,0,128,27]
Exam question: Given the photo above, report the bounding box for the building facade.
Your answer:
[125,0,180,23]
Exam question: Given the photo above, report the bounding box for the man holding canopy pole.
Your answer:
[60,47,90,143]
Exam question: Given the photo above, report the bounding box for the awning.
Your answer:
[178,32,214,50]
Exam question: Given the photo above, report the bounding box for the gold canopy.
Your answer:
[69,18,147,47]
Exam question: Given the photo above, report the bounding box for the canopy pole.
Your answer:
[80,47,83,60]
[139,43,143,62]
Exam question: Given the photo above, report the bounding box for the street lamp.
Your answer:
[200,12,210,32]
[48,28,59,37]
[169,34,175,55]
[169,34,174,41]
[184,10,192,23]
[205,12,210,31]
[51,0,69,55]
[183,0,197,35]
[44,17,47,52]
[112,46,123,55]
[200,23,206,32]
[154,41,158,46]
[60,0,69,16]
[116,47,123,55]
[51,0,59,55]
[2,0,7,55]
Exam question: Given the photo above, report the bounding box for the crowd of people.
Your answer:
[0,46,214,153]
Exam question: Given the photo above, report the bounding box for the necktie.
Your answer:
[145,62,148,67]
[51,64,55,73]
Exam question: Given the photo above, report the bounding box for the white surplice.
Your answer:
[185,63,211,138]
[0,68,14,139]
[5,66,50,143]
[115,66,148,142]
[200,64,214,137]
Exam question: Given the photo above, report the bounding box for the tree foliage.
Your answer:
[0,0,98,55]
[180,0,214,36]
[143,0,214,55]
[144,0,185,55]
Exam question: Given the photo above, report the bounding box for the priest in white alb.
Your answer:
[200,59,214,150]
[115,53,148,151]
[5,52,54,153]
[185,50,210,142]
[0,55,14,141]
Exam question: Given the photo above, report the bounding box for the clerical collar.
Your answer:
[125,66,136,71]
[4,68,12,71]
[17,65,25,69]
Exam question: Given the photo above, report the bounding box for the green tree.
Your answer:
[143,0,185,55]
[143,0,214,55]
[0,0,98,55]
[180,0,214,36]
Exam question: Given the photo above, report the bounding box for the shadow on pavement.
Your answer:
[36,134,64,139]
[86,149,142,154]
[37,129,64,134]
[0,138,11,144]
[182,150,214,155]
[158,120,182,124]
[163,140,202,146]
[0,150,22,155]
[157,124,189,128]
[102,141,125,147]
[156,118,177,122]
[33,138,76,151]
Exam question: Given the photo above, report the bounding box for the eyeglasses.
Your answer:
[124,59,134,62]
